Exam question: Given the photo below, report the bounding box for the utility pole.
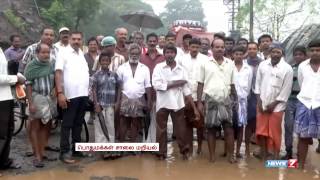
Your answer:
[224,0,241,40]
[231,0,235,31]
[249,0,254,41]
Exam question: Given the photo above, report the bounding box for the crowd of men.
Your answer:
[0,26,320,174]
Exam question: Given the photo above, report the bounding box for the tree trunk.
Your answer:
[75,16,80,30]
[249,0,254,41]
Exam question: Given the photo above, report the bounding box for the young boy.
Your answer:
[24,43,56,168]
[295,39,320,169]
[92,52,121,159]
[232,46,253,158]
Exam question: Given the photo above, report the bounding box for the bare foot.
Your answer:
[236,153,242,159]
[157,154,166,160]
[209,156,216,163]
[228,156,237,164]
[197,147,202,155]
[220,153,227,157]
[245,149,250,157]
[316,146,320,154]
[182,153,190,160]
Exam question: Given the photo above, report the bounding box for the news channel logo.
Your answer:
[265,159,298,168]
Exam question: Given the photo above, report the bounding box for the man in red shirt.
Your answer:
[140,33,165,143]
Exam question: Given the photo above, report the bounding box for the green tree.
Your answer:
[79,0,155,38]
[40,0,72,30]
[40,0,100,31]
[69,0,101,30]
[160,0,207,30]
[236,0,319,41]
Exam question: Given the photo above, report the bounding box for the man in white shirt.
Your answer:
[116,43,152,143]
[232,46,253,158]
[197,39,237,163]
[54,27,70,52]
[181,38,208,155]
[153,44,200,160]
[254,43,293,160]
[257,34,273,60]
[55,31,90,164]
[0,48,25,170]
[295,39,320,169]
[164,32,184,63]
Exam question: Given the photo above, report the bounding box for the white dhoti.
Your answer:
[94,106,115,143]
[146,103,157,143]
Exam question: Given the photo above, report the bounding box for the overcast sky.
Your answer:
[142,0,229,33]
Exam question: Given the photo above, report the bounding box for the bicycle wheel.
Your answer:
[13,101,26,136]
[81,119,90,142]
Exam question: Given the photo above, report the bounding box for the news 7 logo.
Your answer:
[287,159,298,168]
[265,159,298,168]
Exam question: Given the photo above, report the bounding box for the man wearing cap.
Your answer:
[115,27,129,61]
[254,43,293,160]
[55,27,70,52]
[93,36,126,73]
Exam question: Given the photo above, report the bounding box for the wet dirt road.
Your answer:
[1,140,320,180]
[1,113,320,180]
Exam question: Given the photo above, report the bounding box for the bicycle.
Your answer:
[13,100,90,143]
[13,99,27,136]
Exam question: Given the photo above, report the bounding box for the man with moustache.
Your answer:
[140,33,165,143]
[116,43,152,143]
[55,31,90,164]
[180,38,209,155]
[152,44,200,160]
[115,27,129,60]
[20,27,57,73]
[254,43,293,160]
[19,27,58,157]
[54,27,70,52]
[197,38,237,163]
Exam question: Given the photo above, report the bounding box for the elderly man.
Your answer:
[20,27,58,156]
[254,43,293,160]
[115,27,129,60]
[116,43,152,143]
[132,31,147,54]
[200,37,212,57]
